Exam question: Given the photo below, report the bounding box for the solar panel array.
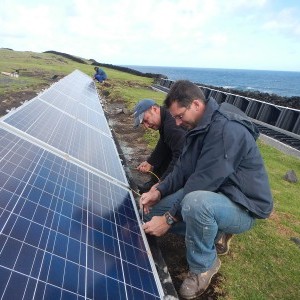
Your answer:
[0,70,164,299]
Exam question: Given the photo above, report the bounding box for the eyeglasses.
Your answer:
[172,106,190,120]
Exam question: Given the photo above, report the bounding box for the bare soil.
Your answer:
[0,88,40,117]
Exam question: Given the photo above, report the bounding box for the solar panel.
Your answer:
[38,86,108,129]
[0,70,164,299]
[3,99,124,183]
[3,74,126,184]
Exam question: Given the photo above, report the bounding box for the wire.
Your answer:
[129,168,160,225]
[130,188,141,197]
[128,167,160,205]
[146,170,160,182]
[129,167,160,182]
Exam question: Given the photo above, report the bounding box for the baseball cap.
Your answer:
[133,99,156,127]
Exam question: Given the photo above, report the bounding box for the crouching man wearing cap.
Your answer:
[140,81,273,299]
[133,98,186,193]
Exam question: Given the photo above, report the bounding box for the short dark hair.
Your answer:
[164,80,206,108]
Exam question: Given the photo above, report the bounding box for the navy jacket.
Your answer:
[147,106,186,180]
[157,98,273,219]
[94,68,107,79]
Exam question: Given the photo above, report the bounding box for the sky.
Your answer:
[1,0,300,71]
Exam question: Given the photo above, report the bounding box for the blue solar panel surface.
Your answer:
[38,87,110,133]
[0,70,163,299]
[4,99,124,183]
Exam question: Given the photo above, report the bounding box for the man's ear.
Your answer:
[192,99,205,111]
[152,105,159,113]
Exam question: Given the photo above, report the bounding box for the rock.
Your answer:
[102,90,110,97]
[103,81,111,87]
[114,108,123,115]
[122,108,131,115]
[290,237,300,248]
[283,170,298,183]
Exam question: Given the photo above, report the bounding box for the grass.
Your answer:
[1,49,300,299]
[99,73,164,149]
[219,141,300,299]
[100,79,300,300]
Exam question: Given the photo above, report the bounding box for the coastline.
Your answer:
[194,83,300,110]
[43,51,300,110]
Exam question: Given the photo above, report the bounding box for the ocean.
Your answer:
[125,66,300,98]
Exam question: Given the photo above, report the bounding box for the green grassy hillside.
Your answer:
[0,48,154,98]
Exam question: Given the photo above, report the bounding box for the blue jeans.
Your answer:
[144,189,255,273]
[95,74,106,82]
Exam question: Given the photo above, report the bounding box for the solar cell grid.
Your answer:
[39,88,79,115]
[0,129,162,299]
[76,103,110,132]
[0,70,164,299]
[52,73,102,110]
[40,83,105,116]
[5,93,110,136]
[4,99,126,183]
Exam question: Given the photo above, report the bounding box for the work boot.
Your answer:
[179,258,221,299]
[137,178,158,193]
[216,233,233,256]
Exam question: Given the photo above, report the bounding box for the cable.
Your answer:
[128,167,160,200]
[129,167,160,182]
[146,170,160,182]
[130,188,141,197]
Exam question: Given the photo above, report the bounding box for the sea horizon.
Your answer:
[124,65,300,98]
[126,64,300,73]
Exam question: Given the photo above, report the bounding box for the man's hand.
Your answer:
[139,185,161,214]
[142,216,170,236]
[137,161,153,173]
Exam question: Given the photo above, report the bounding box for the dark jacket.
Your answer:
[147,106,186,180]
[157,98,273,219]
[94,68,107,79]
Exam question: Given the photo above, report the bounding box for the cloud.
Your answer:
[263,7,300,38]
[223,0,267,10]
[0,0,299,70]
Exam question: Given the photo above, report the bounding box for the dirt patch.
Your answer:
[0,73,55,117]
[0,89,40,117]
[269,211,299,237]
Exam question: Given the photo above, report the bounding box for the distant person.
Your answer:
[93,66,107,83]
[139,81,273,299]
[133,98,186,193]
